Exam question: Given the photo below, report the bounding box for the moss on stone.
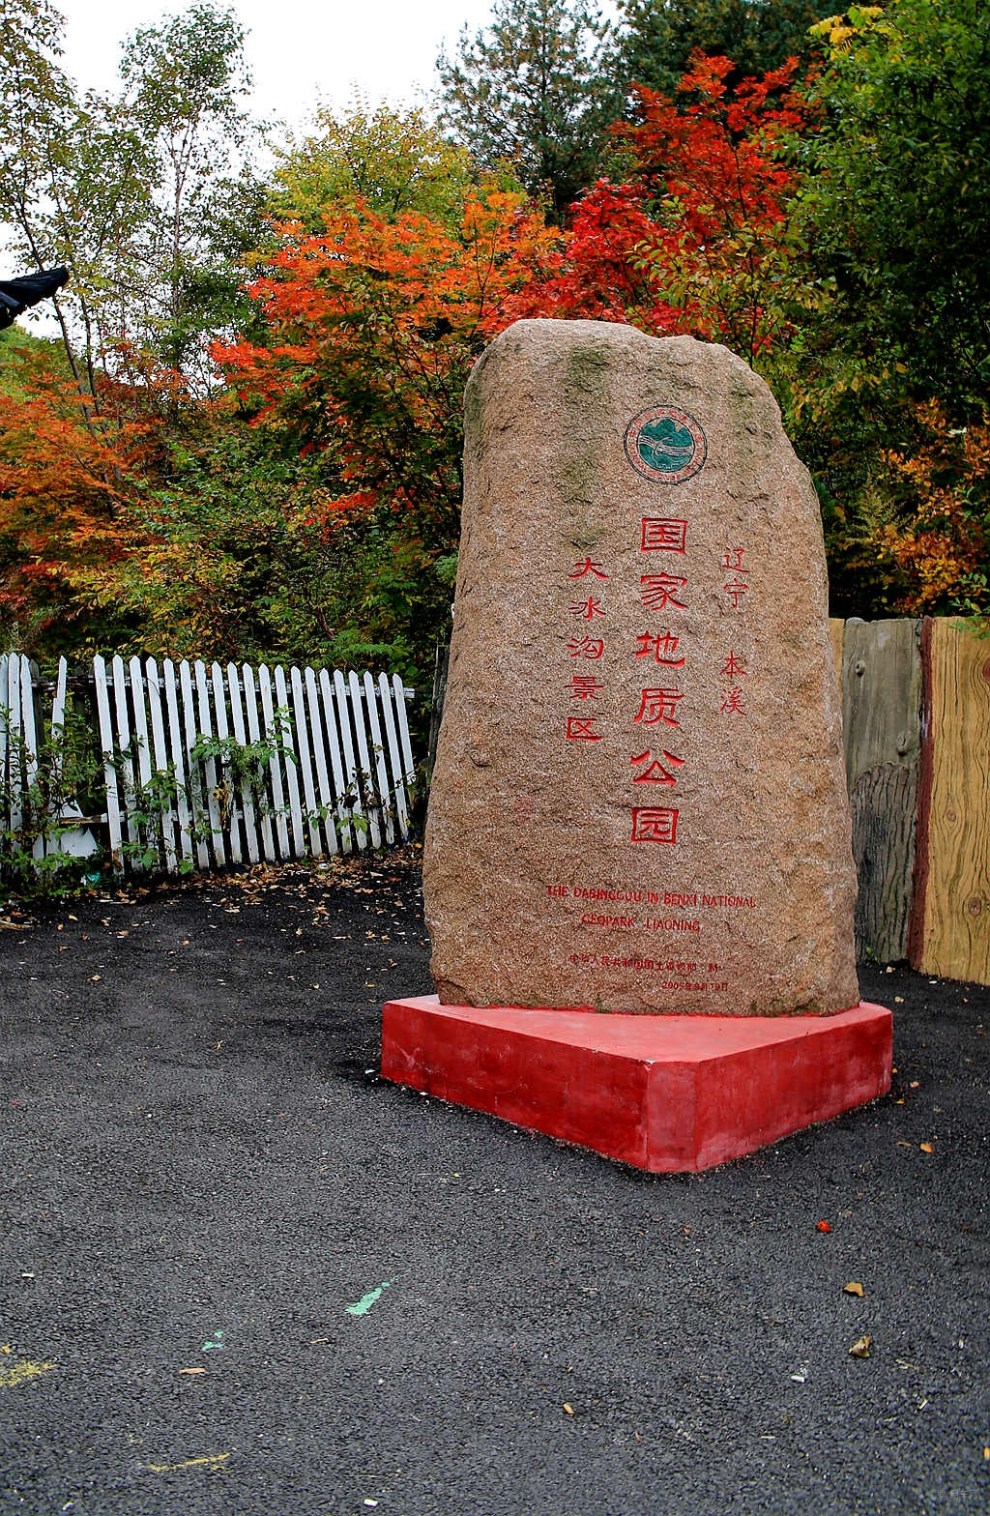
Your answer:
[559,338,614,525]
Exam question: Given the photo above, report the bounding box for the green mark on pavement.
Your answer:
[345,1282,393,1317]
[202,1330,225,1351]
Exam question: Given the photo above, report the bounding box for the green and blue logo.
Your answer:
[625,406,707,484]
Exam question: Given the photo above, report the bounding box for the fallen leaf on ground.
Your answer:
[563,1403,575,1416]
[816,1220,831,1233]
[146,1453,229,1474]
[843,1282,865,1297]
[0,1359,54,1389]
[849,1336,872,1359]
[920,1142,935,1153]
[178,1367,207,1376]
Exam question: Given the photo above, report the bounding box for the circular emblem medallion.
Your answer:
[624,405,707,484]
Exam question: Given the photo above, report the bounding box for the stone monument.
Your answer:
[382,320,891,1171]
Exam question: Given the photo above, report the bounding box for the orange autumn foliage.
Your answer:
[509,54,814,363]
[877,401,990,614]
[214,188,562,544]
[0,347,180,646]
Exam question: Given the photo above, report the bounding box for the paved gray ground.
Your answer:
[0,850,988,1516]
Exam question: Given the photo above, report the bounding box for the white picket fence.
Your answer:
[1,652,416,878]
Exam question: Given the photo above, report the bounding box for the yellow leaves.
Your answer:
[146,1453,230,1473]
[843,1282,865,1297]
[0,1358,55,1390]
[849,1335,873,1359]
[811,7,886,56]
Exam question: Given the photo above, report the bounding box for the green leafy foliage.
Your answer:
[802,0,990,414]
[612,0,831,97]
[0,689,102,900]
[270,100,480,230]
[436,0,622,219]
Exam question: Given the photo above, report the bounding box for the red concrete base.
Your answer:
[380,997,893,1172]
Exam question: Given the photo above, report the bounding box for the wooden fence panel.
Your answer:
[333,669,364,852]
[319,669,351,854]
[128,653,155,871]
[363,671,395,846]
[0,654,9,829]
[291,665,322,858]
[842,619,923,963]
[6,654,25,836]
[2,654,416,884]
[304,666,339,858]
[145,658,180,874]
[210,661,240,866]
[162,660,196,870]
[380,672,412,841]
[273,664,305,859]
[910,619,990,984]
[241,663,276,863]
[92,655,124,869]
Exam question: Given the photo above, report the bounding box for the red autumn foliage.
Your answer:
[0,347,183,646]
[510,54,814,361]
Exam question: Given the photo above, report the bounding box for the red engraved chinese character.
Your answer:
[565,716,603,741]
[631,807,679,845]
[720,687,746,715]
[569,595,606,620]
[568,557,609,580]
[723,577,748,608]
[640,574,688,612]
[565,635,605,659]
[630,749,684,785]
[723,547,745,571]
[634,688,684,727]
[721,650,747,679]
[641,518,688,553]
[635,630,685,667]
[567,675,604,700]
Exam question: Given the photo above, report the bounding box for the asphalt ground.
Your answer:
[0,848,988,1516]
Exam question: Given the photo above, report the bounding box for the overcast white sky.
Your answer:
[55,0,502,129]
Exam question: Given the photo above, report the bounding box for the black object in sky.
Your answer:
[0,267,70,330]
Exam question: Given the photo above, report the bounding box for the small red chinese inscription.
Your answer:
[565,715,603,741]
[640,574,688,613]
[722,548,749,608]
[720,687,746,715]
[641,518,688,554]
[565,635,605,660]
[634,688,684,728]
[567,675,604,700]
[568,557,609,580]
[630,749,684,785]
[635,630,685,667]
[631,807,679,845]
[721,650,748,679]
[569,595,606,621]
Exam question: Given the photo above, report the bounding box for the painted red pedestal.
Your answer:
[380,996,893,1172]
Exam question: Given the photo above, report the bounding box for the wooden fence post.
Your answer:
[840,619,923,963]
[909,618,990,983]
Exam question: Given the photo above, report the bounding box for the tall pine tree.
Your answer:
[436,0,619,221]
